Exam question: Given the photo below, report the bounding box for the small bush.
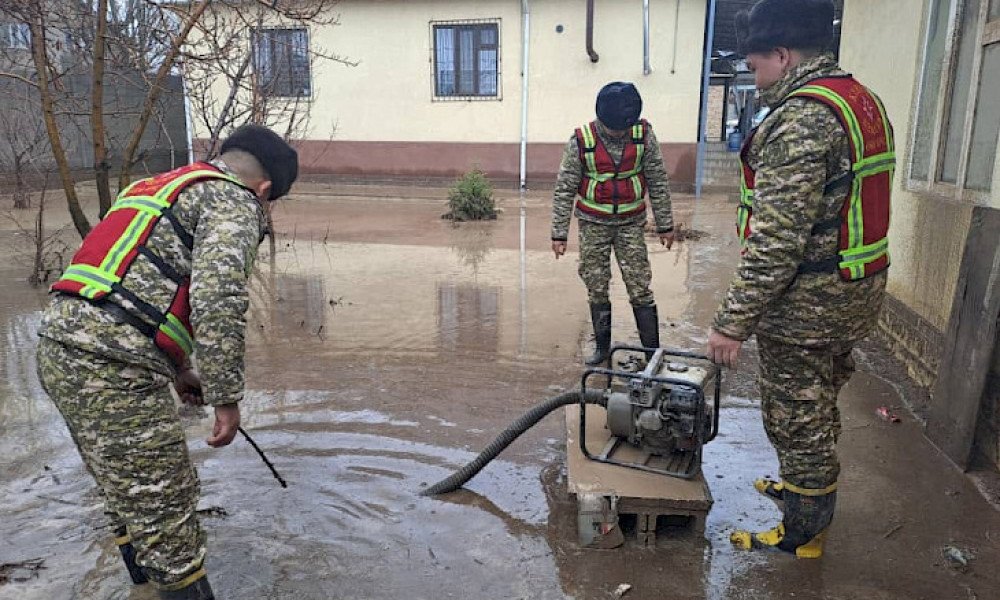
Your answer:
[444,168,497,221]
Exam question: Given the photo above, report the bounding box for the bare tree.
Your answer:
[0,80,53,209]
[183,1,356,158]
[0,0,352,239]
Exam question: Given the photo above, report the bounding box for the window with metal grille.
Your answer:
[1,24,30,50]
[910,0,1000,200]
[432,21,500,100]
[252,28,311,98]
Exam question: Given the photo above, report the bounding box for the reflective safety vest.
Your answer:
[738,76,894,281]
[50,162,250,367]
[575,119,649,217]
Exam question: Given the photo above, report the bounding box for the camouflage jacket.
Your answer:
[38,160,266,406]
[712,54,888,346]
[551,121,673,241]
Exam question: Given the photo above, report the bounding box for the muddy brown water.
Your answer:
[1,190,998,600]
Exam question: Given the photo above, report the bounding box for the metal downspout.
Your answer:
[520,0,530,191]
[586,0,599,62]
[643,0,651,75]
[519,0,530,357]
[696,0,718,198]
[181,61,195,164]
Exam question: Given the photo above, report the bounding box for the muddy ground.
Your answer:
[0,185,998,600]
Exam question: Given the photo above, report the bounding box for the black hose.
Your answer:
[420,390,607,496]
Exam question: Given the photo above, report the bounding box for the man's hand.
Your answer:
[552,241,567,259]
[207,403,241,448]
[659,232,676,250]
[174,369,204,406]
[707,329,743,369]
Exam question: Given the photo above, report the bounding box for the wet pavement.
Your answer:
[1,187,998,600]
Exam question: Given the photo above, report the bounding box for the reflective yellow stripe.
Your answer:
[853,152,896,178]
[61,264,119,292]
[106,198,168,217]
[101,212,154,275]
[114,534,131,546]
[160,314,194,356]
[630,175,642,199]
[155,169,242,202]
[839,238,889,266]
[577,196,644,214]
[581,124,599,175]
[782,481,838,496]
[581,123,596,149]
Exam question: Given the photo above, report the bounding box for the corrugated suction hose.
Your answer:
[420,390,607,496]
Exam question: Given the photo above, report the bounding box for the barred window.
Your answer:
[252,28,311,98]
[1,24,30,50]
[432,21,500,99]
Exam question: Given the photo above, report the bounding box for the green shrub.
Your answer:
[444,168,497,221]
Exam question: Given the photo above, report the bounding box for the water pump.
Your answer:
[580,345,721,479]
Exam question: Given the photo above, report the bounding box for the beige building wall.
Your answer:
[193,0,708,186]
[840,0,973,385]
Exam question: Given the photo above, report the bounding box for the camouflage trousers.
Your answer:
[36,337,205,588]
[756,335,856,490]
[577,220,654,306]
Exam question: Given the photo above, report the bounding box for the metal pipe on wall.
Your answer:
[643,0,651,75]
[696,0,718,198]
[671,0,681,73]
[586,0,599,62]
[520,0,531,190]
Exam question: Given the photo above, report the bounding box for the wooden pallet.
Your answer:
[566,404,713,548]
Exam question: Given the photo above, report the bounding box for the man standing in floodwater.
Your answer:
[551,82,675,365]
[35,125,298,599]
[708,0,893,558]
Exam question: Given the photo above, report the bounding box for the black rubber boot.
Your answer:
[731,485,837,558]
[113,526,147,585]
[632,304,660,358]
[157,575,215,600]
[585,303,612,366]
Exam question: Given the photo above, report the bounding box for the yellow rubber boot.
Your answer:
[729,523,829,558]
[753,478,785,509]
[731,482,836,559]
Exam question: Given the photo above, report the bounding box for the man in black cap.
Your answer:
[551,82,675,365]
[708,0,893,558]
[36,124,298,598]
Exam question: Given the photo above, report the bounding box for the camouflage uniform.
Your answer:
[712,54,888,490]
[36,159,264,589]
[551,122,673,306]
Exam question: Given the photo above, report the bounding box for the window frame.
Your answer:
[1,23,31,50]
[429,19,502,102]
[909,0,1000,203]
[251,27,312,99]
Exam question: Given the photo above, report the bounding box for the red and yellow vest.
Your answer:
[738,76,894,281]
[50,162,249,367]
[575,120,649,217]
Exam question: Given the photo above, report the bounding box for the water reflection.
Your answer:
[447,222,494,276]
[437,284,500,355]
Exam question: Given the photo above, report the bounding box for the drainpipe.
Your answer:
[586,0,599,62]
[520,0,530,191]
[696,0,717,198]
[671,0,680,73]
[643,0,651,75]
[181,61,195,164]
[519,0,531,356]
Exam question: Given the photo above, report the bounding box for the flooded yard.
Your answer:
[0,187,998,600]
